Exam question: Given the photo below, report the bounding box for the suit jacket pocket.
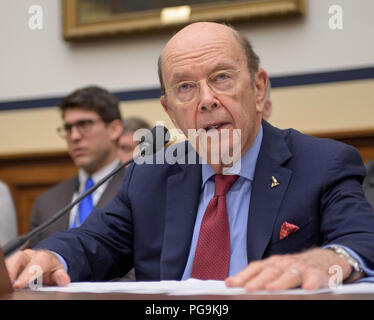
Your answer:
[264,218,320,256]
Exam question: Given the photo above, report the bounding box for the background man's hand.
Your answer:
[226,248,354,291]
[5,249,70,289]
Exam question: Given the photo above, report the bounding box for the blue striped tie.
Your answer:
[71,177,94,228]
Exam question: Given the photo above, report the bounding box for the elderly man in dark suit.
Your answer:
[7,23,374,291]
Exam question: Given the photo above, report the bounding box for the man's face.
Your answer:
[160,23,267,169]
[117,131,138,163]
[63,108,118,174]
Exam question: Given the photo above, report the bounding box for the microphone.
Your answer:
[139,125,170,155]
[2,125,170,258]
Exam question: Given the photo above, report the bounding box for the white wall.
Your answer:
[0,0,373,155]
[0,0,373,102]
[241,0,374,75]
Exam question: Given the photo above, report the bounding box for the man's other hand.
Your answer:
[5,249,70,289]
[225,248,354,291]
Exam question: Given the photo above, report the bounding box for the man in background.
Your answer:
[28,86,124,247]
[0,181,18,246]
[117,117,151,163]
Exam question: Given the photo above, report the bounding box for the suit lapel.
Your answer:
[58,177,79,230]
[97,167,126,208]
[246,121,293,263]
[160,148,202,280]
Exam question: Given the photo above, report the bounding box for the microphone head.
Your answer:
[140,125,170,155]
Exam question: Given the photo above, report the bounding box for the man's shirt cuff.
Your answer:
[324,244,374,282]
[50,251,68,273]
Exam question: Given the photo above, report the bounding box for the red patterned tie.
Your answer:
[191,174,239,280]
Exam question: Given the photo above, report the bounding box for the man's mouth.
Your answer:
[72,147,86,156]
[204,122,229,131]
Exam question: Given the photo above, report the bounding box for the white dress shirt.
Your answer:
[68,158,120,227]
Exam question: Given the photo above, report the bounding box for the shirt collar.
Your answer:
[202,124,263,188]
[78,158,120,192]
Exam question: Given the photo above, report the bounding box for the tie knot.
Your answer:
[84,177,94,191]
[214,174,239,196]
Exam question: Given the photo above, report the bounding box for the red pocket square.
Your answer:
[279,222,300,240]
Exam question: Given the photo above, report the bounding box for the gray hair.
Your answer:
[121,117,151,134]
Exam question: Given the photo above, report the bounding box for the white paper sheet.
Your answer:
[33,279,246,295]
[31,278,374,296]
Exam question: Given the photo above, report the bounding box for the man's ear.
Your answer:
[255,69,268,113]
[160,95,178,128]
[108,119,124,141]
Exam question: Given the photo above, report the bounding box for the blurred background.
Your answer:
[0,0,373,235]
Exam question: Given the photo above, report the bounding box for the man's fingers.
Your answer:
[243,267,283,292]
[6,249,67,289]
[225,261,263,287]
[13,277,30,289]
[226,249,344,292]
[13,261,42,289]
[301,268,328,290]
[265,267,303,291]
[14,265,70,289]
[51,269,71,287]
[5,249,33,283]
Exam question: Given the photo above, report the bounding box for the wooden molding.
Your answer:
[0,151,77,235]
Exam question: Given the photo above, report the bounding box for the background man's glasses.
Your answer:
[168,69,240,104]
[57,118,103,139]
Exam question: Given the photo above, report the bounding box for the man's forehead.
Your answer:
[63,108,99,120]
[162,23,242,75]
[165,22,236,52]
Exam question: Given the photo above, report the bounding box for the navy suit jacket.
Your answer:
[36,121,374,282]
[28,167,126,248]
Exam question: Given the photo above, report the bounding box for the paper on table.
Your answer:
[32,278,374,295]
[33,279,247,295]
[327,282,374,294]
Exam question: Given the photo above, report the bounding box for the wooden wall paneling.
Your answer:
[0,152,77,236]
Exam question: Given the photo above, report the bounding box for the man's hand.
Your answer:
[225,248,354,291]
[5,249,70,289]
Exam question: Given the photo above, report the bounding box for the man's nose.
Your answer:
[69,125,82,140]
[198,81,219,112]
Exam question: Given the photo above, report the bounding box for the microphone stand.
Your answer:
[2,154,139,258]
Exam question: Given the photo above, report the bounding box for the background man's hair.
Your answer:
[122,117,151,134]
[59,86,122,122]
[158,23,260,96]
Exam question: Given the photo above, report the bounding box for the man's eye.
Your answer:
[78,120,92,128]
[178,82,194,92]
[214,72,230,82]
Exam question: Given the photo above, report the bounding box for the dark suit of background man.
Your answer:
[7,23,374,291]
[28,86,125,247]
[363,160,374,209]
